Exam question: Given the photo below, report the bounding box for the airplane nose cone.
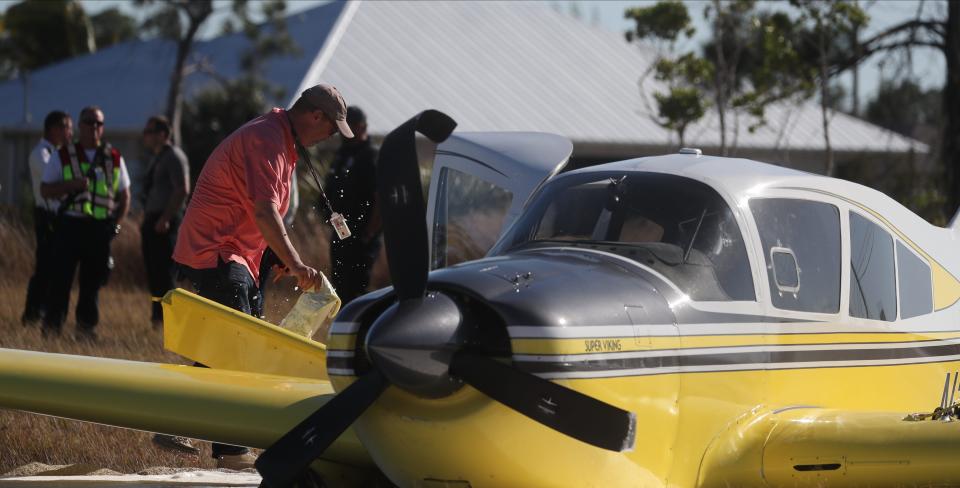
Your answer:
[365,291,465,398]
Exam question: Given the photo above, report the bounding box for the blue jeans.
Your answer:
[181,258,263,318]
[180,258,261,457]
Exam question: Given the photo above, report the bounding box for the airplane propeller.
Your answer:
[256,111,636,488]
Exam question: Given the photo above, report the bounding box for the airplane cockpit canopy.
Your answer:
[492,171,755,302]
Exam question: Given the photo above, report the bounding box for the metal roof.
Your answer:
[0,1,346,129]
[0,0,925,154]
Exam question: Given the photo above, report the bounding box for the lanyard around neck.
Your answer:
[286,111,336,216]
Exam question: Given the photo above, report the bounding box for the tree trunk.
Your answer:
[713,0,728,156]
[164,3,211,146]
[943,0,960,219]
[820,28,835,177]
[851,24,860,116]
[166,37,190,146]
[716,81,728,156]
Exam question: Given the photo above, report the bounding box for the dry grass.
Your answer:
[0,209,387,474]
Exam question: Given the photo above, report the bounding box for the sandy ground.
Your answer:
[0,464,259,486]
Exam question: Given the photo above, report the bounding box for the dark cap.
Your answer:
[346,106,366,126]
[301,84,354,138]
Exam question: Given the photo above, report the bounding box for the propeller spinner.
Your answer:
[256,110,636,488]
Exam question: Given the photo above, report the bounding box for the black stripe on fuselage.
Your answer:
[515,341,960,376]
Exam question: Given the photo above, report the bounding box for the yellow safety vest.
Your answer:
[59,142,121,220]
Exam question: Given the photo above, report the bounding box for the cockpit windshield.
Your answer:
[492,171,755,301]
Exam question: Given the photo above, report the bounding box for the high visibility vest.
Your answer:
[59,142,122,220]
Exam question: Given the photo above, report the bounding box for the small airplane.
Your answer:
[3,109,960,488]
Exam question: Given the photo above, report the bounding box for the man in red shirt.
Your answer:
[169,84,353,468]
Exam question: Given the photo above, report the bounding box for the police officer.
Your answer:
[41,106,131,340]
[325,106,381,303]
[22,110,73,325]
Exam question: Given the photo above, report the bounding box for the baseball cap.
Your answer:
[301,84,354,138]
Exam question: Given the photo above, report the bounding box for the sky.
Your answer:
[1,0,947,109]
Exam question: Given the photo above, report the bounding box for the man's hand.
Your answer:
[41,177,91,200]
[291,263,322,291]
[273,262,322,291]
[70,177,90,192]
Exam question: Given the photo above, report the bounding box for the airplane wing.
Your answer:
[697,406,960,487]
[0,347,371,468]
[161,288,329,380]
[0,288,378,481]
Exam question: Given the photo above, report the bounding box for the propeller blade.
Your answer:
[376,110,457,300]
[255,370,388,488]
[450,351,636,453]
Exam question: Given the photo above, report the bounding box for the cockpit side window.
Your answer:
[494,172,755,302]
[750,198,841,314]
[432,167,514,268]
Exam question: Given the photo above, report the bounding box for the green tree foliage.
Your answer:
[651,54,712,145]
[90,7,138,50]
[626,1,706,146]
[180,0,299,177]
[865,79,941,138]
[626,0,871,170]
[138,0,298,150]
[222,0,300,95]
[624,1,693,45]
[791,0,868,176]
[626,1,762,153]
[1,0,94,75]
[181,77,267,183]
[735,12,815,131]
[845,1,960,217]
[138,0,214,146]
[707,0,757,153]
[0,13,17,80]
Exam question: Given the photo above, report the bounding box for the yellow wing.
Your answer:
[161,288,329,379]
[0,288,377,481]
[698,406,960,487]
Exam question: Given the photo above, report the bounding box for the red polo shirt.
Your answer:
[173,108,296,284]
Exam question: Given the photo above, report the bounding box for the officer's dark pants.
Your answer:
[22,207,56,323]
[43,217,113,333]
[181,259,261,458]
[140,213,180,322]
[330,234,381,304]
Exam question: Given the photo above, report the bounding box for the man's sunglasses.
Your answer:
[82,119,105,127]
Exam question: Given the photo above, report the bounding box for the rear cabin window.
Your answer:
[750,198,840,314]
[896,241,933,319]
[849,212,897,321]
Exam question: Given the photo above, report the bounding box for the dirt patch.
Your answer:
[2,463,63,477]
[1,463,108,477]
[136,467,198,475]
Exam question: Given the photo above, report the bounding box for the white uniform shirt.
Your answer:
[41,145,131,218]
[28,138,60,211]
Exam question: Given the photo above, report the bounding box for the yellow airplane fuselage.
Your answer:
[330,328,960,487]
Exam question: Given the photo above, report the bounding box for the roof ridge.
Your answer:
[289,0,360,106]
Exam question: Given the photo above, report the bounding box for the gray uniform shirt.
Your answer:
[143,143,189,215]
